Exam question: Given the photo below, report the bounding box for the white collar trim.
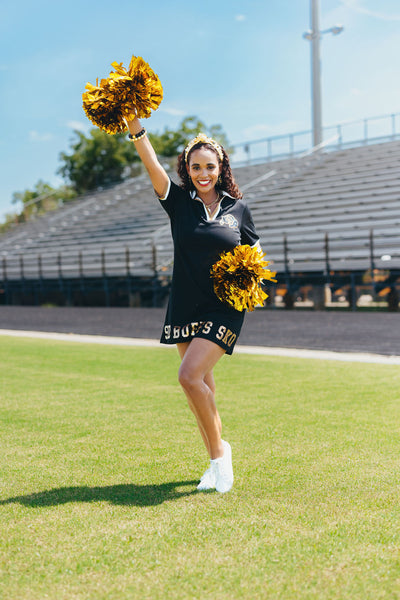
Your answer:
[189,189,236,201]
[192,192,229,222]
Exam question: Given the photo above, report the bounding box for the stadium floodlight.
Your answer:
[330,25,344,36]
[303,0,344,147]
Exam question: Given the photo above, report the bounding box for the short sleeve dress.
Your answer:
[159,179,259,354]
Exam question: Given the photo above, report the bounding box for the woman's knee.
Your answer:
[179,363,216,396]
[178,363,197,391]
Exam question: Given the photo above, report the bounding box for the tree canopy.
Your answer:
[148,115,231,157]
[3,116,231,231]
[58,128,139,195]
[58,116,231,194]
[11,180,76,223]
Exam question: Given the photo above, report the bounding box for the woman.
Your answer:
[127,118,260,493]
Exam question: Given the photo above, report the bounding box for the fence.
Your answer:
[1,234,398,310]
[232,112,400,165]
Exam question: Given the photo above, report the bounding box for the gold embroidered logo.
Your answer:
[219,214,238,229]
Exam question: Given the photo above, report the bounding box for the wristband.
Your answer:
[128,128,147,142]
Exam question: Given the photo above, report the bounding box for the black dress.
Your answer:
[159,179,259,355]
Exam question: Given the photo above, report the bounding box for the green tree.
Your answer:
[149,116,232,157]
[0,211,22,233]
[58,117,232,195]
[58,128,139,194]
[2,117,231,232]
[11,180,76,222]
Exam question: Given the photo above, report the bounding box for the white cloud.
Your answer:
[235,14,246,22]
[242,124,273,139]
[159,106,185,116]
[340,0,400,21]
[29,130,54,142]
[67,120,90,133]
[242,121,305,140]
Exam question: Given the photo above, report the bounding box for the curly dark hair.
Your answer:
[177,142,242,199]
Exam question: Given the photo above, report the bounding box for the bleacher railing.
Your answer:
[1,227,398,310]
[8,112,400,223]
[232,112,400,165]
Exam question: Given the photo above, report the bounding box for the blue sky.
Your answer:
[1,0,400,219]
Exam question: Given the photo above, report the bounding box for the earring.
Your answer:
[217,175,222,186]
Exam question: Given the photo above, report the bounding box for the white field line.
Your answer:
[0,329,399,365]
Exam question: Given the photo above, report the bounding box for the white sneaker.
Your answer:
[212,440,234,493]
[197,464,216,491]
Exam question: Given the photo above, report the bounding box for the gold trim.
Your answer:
[184,133,224,163]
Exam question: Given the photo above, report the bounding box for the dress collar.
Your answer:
[190,189,236,222]
[189,189,236,201]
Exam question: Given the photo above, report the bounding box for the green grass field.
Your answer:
[1,335,400,599]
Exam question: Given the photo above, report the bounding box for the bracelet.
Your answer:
[128,128,147,142]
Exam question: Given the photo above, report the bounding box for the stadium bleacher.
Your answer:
[241,140,400,273]
[0,138,399,306]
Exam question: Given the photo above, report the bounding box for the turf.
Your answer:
[1,335,400,599]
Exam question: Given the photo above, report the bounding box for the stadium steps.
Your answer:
[1,139,400,278]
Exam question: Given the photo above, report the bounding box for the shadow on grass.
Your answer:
[0,480,200,508]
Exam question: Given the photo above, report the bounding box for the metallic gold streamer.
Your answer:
[82,55,163,134]
[211,245,277,311]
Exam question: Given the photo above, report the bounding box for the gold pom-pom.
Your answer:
[82,79,125,135]
[210,245,277,312]
[82,55,163,134]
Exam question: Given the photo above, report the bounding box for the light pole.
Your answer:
[303,0,343,147]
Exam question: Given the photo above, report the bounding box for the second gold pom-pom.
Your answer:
[211,244,277,312]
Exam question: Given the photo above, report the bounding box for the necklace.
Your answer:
[203,195,220,213]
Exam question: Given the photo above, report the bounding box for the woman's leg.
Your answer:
[177,342,222,455]
[204,370,222,436]
[177,338,225,459]
[177,342,210,454]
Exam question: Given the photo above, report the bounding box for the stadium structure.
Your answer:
[0,114,399,310]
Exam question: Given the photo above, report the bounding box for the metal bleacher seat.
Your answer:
[1,139,400,280]
[243,140,400,272]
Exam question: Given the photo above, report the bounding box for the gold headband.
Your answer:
[184,133,224,163]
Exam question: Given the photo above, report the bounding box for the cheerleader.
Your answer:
[127,119,261,493]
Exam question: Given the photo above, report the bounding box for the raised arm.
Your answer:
[126,117,169,199]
